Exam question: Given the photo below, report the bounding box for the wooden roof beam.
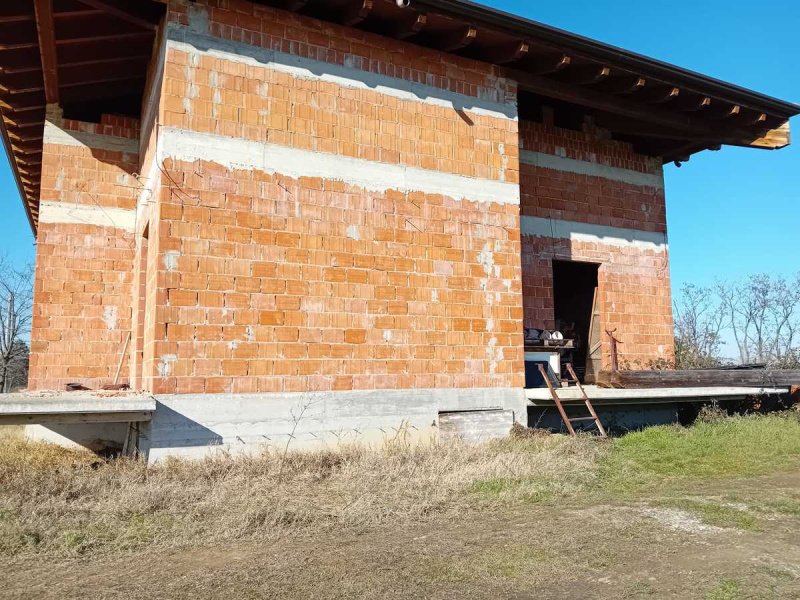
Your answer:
[0,14,33,24]
[484,40,529,65]
[557,65,610,85]
[595,75,646,95]
[508,67,717,137]
[641,86,680,104]
[439,25,477,52]
[746,121,790,149]
[340,0,373,27]
[391,12,426,40]
[75,0,158,31]
[529,53,571,75]
[678,95,712,112]
[33,0,59,104]
[56,31,152,46]
[707,104,741,119]
[282,0,309,10]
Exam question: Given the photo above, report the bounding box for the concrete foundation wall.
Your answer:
[141,387,526,462]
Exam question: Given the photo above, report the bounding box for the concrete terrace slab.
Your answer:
[0,392,156,425]
[526,385,790,406]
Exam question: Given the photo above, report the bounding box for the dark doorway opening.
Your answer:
[552,260,600,383]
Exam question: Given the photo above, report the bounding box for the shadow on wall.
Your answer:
[142,402,224,451]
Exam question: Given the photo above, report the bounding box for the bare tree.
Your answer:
[672,283,725,368]
[0,258,33,392]
[716,273,800,366]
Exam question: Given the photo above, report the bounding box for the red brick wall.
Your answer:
[138,0,524,394]
[28,116,139,390]
[519,121,674,368]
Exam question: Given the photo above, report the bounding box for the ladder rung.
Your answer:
[568,417,598,422]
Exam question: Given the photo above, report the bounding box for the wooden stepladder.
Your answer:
[537,363,607,437]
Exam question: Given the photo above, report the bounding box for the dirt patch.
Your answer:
[2,471,800,599]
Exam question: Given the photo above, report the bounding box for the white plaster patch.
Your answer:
[159,127,520,205]
[157,355,177,378]
[520,150,664,189]
[431,289,439,303]
[163,250,181,272]
[486,337,504,375]
[383,330,392,343]
[477,242,495,277]
[166,26,518,121]
[520,216,668,253]
[245,326,255,342]
[102,306,118,330]
[43,121,140,154]
[346,225,361,240]
[37,201,136,232]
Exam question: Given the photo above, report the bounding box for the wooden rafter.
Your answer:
[439,25,477,52]
[558,65,610,85]
[641,86,680,104]
[392,12,426,39]
[75,0,158,31]
[596,75,646,95]
[678,95,712,112]
[57,31,152,46]
[529,53,570,75]
[485,40,529,65]
[341,0,373,27]
[33,0,59,104]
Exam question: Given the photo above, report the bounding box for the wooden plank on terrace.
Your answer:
[597,369,800,389]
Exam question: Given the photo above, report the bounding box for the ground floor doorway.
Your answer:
[552,260,600,383]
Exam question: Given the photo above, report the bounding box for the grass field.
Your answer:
[2,412,800,598]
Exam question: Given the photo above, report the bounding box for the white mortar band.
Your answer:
[38,200,136,232]
[43,121,139,155]
[520,150,664,189]
[166,25,518,121]
[521,215,668,252]
[159,127,521,205]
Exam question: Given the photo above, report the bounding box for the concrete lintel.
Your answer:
[38,200,137,232]
[521,215,668,252]
[159,127,521,205]
[43,121,140,155]
[520,149,664,189]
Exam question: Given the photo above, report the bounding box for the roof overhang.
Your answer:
[1,0,797,235]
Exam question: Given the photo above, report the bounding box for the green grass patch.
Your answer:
[600,414,800,492]
[705,578,742,600]
[758,498,800,517]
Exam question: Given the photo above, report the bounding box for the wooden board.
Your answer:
[584,287,601,384]
[597,369,800,389]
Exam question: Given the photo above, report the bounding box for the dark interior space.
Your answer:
[552,260,599,383]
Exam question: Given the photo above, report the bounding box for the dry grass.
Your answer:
[0,433,602,557]
[4,412,800,561]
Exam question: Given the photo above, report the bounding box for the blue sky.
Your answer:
[1,0,798,291]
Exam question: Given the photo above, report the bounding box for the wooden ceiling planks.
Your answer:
[0,0,163,233]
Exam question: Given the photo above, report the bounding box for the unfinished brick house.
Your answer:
[1,0,796,458]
